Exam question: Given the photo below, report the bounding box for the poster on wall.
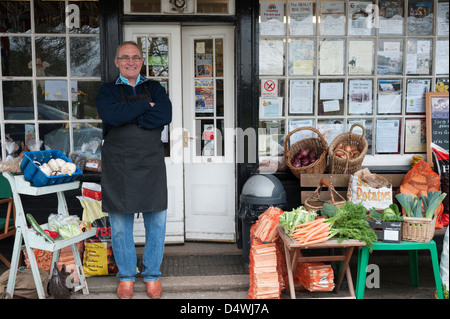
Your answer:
[378,80,402,114]
[406,79,431,113]
[348,1,374,35]
[289,80,313,114]
[319,40,344,75]
[289,1,314,35]
[378,0,404,35]
[349,80,372,114]
[348,40,373,75]
[289,39,314,75]
[259,39,284,75]
[195,79,214,114]
[437,2,449,35]
[260,97,283,118]
[406,39,432,75]
[376,119,400,153]
[405,119,427,153]
[260,1,285,35]
[377,40,403,75]
[195,54,213,77]
[320,1,346,35]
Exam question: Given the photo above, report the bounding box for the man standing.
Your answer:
[95,41,172,299]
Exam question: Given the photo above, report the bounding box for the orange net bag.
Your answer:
[398,160,444,228]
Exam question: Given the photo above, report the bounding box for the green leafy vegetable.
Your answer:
[381,204,403,222]
[395,193,423,218]
[320,204,338,218]
[279,206,317,235]
[420,191,447,219]
[326,202,377,252]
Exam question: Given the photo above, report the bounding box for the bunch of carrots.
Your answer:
[290,217,338,246]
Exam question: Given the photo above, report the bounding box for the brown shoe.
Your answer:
[117,281,134,299]
[146,280,162,299]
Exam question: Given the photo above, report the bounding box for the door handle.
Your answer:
[183,131,196,147]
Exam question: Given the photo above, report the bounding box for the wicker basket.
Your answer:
[284,126,328,179]
[304,179,346,212]
[401,215,436,243]
[328,123,368,175]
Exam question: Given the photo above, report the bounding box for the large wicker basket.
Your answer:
[328,123,368,174]
[284,126,328,179]
[401,215,436,243]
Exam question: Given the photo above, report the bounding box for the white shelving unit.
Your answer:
[2,172,96,299]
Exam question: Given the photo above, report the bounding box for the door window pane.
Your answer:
[140,36,169,77]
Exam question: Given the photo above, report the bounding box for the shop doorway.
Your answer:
[124,25,235,243]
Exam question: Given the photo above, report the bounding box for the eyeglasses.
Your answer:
[116,56,143,62]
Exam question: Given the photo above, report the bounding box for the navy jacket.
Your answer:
[95,77,172,137]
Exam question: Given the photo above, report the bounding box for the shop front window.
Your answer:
[258,0,450,168]
[0,0,101,161]
[125,0,234,14]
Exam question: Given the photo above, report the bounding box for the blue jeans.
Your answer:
[109,210,167,282]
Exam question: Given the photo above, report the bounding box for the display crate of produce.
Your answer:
[20,150,82,187]
[368,219,402,243]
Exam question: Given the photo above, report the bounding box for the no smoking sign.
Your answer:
[261,79,278,97]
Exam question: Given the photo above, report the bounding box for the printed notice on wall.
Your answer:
[289,1,314,35]
[260,1,285,35]
[376,119,400,153]
[349,80,372,114]
[289,80,313,114]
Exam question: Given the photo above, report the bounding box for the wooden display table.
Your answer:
[277,225,366,299]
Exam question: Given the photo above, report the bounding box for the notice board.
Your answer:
[426,92,449,166]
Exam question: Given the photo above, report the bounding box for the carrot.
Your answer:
[303,223,330,241]
[294,218,324,229]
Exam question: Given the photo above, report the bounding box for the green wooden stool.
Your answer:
[355,240,444,299]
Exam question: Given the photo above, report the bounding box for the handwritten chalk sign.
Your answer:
[426,92,449,166]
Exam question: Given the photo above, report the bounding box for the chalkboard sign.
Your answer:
[426,92,449,166]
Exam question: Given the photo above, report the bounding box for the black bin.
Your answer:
[239,174,287,263]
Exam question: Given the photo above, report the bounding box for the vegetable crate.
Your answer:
[20,150,82,187]
[367,219,402,243]
[401,215,436,243]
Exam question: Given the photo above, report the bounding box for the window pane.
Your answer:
[406,39,432,75]
[319,1,346,36]
[34,0,65,34]
[375,118,401,154]
[216,79,224,116]
[35,36,67,76]
[2,81,33,113]
[348,79,373,115]
[2,36,32,76]
[37,80,70,113]
[194,39,213,77]
[377,79,402,115]
[318,79,344,115]
[408,0,433,36]
[0,1,31,33]
[69,1,100,34]
[195,79,214,117]
[147,37,169,77]
[288,38,315,76]
[197,0,228,14]
[288,1,315,36]
[72,123,102,154]
[317,118,344,146]
[259,120,285,157]
[215,38,223,77]
[260,0,286,36]
[377,38,403,75]
[259,39,285,76]
[70,37,101,76]
[319,38,344,76]
[5,123,32,154]
[379,0,404,35]
[41,123,70,153]
[404,118,426,153]
[72,80,101,120]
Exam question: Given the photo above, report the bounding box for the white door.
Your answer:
[123,25,236,243]
[182,26,235,241]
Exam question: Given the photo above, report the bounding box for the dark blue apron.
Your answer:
[101,83,167,214]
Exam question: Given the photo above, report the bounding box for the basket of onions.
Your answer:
[328,123,368,174]
[284,126,328,178]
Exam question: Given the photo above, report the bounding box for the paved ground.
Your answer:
[1,228,447,302]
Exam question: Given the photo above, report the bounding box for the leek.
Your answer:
[420,191,447,219]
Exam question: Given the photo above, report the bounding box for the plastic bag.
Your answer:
[78,196,118,276]
[82,182,102,200]
[84,138,102,173]
[0,141,20,172]
[48,214,81,239]
[441,228,449,299]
